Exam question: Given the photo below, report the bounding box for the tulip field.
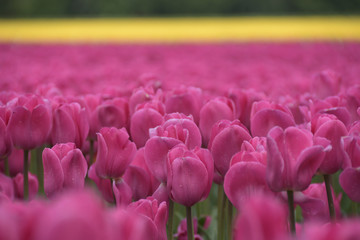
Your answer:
[1,18,360,240]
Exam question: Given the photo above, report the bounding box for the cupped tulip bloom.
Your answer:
[313,114,349,175]
[233,194,289,240]
[42,143,88,197]
[89,97,129,138]
[129,86,160,117]
[7,94,52,150]
[0,106,12,159]
[250,100,295,137]
[295,183,341,221]
[199,97,235,146]
[266,126,327,192]
[127,198,168,240]
[209,119,251,176]
[164,86,203,124]
[130,100,165,148]
[95,127,136,179]
[51,102,89,149]
[13,172,39,200]
[339,128,360,202]
[167,145,213,207]
[224,137,271,209]
[150,113,202,150]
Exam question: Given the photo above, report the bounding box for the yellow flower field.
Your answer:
[0,17,359,43]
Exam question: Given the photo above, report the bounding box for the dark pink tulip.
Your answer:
[266,126,326,192]
[33,191,108,240]
[7,95,52,150]
[90,97,129,138]
[2,148,29,177]
[128,198,168,240]
[311,70,342,99]
[199,97,235,146]
[144,136,182,183]
[224,137,271,209]
[164,86,203,124]
[13,172,39,200]
[42,143,88,197]
[313,114,349,174]
[123,165,151,201]
[250,100,295,137]
[130,100,165,148]
[51,102,89,149]
[343,85,360,123]
[88,164,114,203]
[295,183,341,221]
[0,172,14,201]
[150,113,202,150]
[95,127,136,179]
[174,217,211,240]
[167,145,213,207]
[129,86,160,117]
[209,119,251,176]
[233,194,289,240]
[113,178,132,206]
[0,106,12,158]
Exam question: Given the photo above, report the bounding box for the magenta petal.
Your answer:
[0,173,14,201]
[294,146,325,191]
[266,135,285,192]
[152,183,169,204]
[60,149,88,189]
[194,147,214,200]
[339,168,360,202]
[51,107,76,145]
[284,127,313,161]
[30,105,52,148]
[13,172,39,200]
[123,165,151,201]
[88,165,114,203]
[8,106,32,149]
[224,162,268,209]
[154,201,168,240]
[113,179,132,206]
[168,157,208,207]
[144,136,182,182]
[43,148,65,197]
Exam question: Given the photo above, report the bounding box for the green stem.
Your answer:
[4,157,9,176]
[36,147,44,195]
[23,150,29,200]
[324,174,335,220]
[111,179,116,206]
[227,198,233,240]
[167,199,174,240]
[287,190,295,234]
[89,139,94,166]
[186,206,194,240]
[352,201,358,216]
[217,185,224,240]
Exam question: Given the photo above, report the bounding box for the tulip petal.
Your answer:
[43,148,64,197]
[61,149,88,189]
[266,134,285,192]
[113,179,132,206]
[51,107,76,145]
[339,168,360,202]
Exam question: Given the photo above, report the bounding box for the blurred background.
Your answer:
[1,0,360,18]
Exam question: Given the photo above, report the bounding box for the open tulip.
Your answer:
[95,127,136,179]
[0,106,12,159]
[42,143,88,197]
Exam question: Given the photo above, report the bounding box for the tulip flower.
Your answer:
[13,172,39,200]
[174,216,211,240]
[266,126,327,232]
[0,172,14,201]
[209,119,251,177]
[51,102,89,149]
[42,143,88,197]
[0,106,12,160]
[95,127,136,179]
[250,100,295,137]
[199,97,235,146]
[311,70,342,99]
[88,164,114,203]
[130,100,165,148]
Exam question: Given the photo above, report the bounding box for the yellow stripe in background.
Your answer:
[0,17,360,43]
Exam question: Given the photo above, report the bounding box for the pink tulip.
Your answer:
[42,143,88,197]
[112,178,132,206]
[88,164,114,203]
[7,94,52,150]
[313,114,349,175]
[233,194,289,240]
[130,100,165,148]
[174,217,211,240]
[90,97,129,137]
[129,86,160,116]
[311,70,342,99]
[0,172,14,201]
[167,145,213,207]
[95,127,136,179]
[13,172,39,200]
[250,100,295,137]
[295,183,341,221]
[224,137,271,209]
[0,106,12,159]
[127,198,168,240]
[1,148,29,177]
[209,119,251,176]
[164,86,203,124]
[199,97,235,146]
[123,165,151,201]
[266,126,327,192]
[51,102,89,149]
[150,113,202,150]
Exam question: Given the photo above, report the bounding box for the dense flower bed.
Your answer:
[0,42,360,240]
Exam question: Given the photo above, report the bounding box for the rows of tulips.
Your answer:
[1,66,360,240]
